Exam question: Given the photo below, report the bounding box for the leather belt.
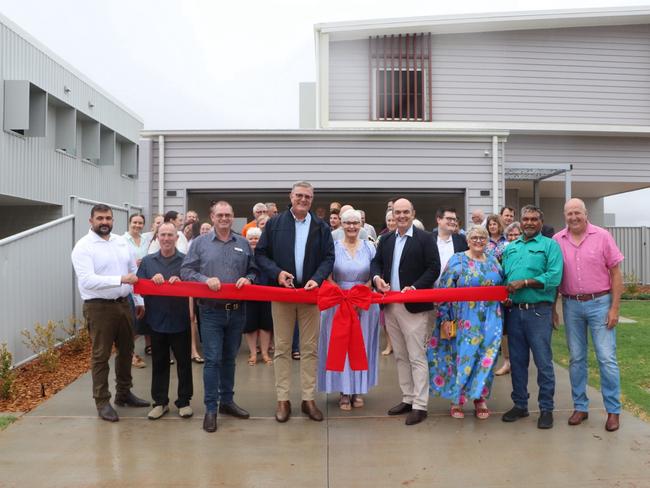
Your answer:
[200,300,241,311]
[564,291,610,302]
[514,301,553,310]
[85,297,128,304]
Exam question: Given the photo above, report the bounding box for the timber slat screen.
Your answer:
[369,33,432,121]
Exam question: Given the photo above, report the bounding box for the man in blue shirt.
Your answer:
[181,201,257,433]
[137,223,193,420]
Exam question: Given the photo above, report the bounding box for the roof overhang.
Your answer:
[315,6,650,41]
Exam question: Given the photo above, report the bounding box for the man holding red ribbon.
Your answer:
[370,198,440,426]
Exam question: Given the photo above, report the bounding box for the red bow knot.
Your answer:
[317,280,371,372]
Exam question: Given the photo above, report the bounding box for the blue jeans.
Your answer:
[562,295,621,414]
[199,305,244,412]
[506,303,555,411]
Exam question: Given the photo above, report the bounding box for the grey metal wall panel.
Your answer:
[606,226,650,284]
[506,135,650,182]
[0,216,74,364]
[329,24,650,124]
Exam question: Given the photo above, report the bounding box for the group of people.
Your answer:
[71,181,623,434]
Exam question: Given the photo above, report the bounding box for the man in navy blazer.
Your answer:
[255,181,335,423]
[432,207,468,280]
[370,198,440,425]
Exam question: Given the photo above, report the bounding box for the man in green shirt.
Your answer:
[501,205,563,429]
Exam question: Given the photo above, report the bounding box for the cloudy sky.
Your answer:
[1,0,648,224]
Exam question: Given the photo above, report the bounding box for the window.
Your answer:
[369,33,432,122]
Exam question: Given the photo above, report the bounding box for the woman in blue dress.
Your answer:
[317,209,380,410]
[427,225,504,419]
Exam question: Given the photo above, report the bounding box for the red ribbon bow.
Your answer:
[317,280,372,372]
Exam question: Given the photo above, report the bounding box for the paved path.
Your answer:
[1,338,649,488]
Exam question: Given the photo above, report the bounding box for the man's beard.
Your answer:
[93,224,112,236]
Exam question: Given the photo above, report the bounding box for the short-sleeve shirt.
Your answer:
[553,222,624,296]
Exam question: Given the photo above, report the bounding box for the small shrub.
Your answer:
[623,272,640,295]
[0,343,16,400]
[21,321,60,373]
[60,316,90,353]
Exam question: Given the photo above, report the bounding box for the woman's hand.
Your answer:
[441,320,454,337]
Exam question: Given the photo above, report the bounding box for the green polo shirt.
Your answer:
[502,232,563,304]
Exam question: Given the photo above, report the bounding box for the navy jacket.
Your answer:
[370,226,440,313]
[137,251,190,334]
[255,209,334,288]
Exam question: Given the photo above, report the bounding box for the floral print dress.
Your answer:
[427,252,504,404]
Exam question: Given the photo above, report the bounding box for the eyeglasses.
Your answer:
[469,236,487,242]
[213,213,233,219]
[292,193,313,201]
[342,221,361,226]
[507,233,521,238]
[443,216,458,222]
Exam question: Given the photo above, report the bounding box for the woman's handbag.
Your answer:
[440,320,457,340]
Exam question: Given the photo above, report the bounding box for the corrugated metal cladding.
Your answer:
[607,227,650,285]
[506,135,650,182]
[0,19,142,211]
[148,134,504,214]
[329,24,650,125]
[0,217,74,364]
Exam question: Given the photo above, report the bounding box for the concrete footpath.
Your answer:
[1,340,649,488]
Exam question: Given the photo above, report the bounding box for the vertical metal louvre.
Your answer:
[369,33,432,121]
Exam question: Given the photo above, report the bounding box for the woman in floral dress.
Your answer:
[427,225,504,419]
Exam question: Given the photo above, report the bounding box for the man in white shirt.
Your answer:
[71,204,150,422]
[432,207,469,283]
[360,210,377,241]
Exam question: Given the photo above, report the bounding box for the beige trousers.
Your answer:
[384,303,431,411]
[271,302,321,401]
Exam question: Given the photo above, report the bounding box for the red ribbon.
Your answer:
[134,280,507,372]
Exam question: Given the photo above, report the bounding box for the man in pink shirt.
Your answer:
[553,198,624,432]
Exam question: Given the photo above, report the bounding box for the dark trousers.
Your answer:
[150,329,193,408]
[83,300,134,407]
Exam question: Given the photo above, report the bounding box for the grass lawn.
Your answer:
[0,415,16,431]
[552,301,650,421]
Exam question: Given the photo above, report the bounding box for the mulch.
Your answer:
[0,341,91,413]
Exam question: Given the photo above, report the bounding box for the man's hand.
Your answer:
[135,305,145,320]
[506,280,526,293]
[552,308,560,330]
[151,273,165,285]
[235,277,251,289]
[168,276,181,284]
[304,280,319,291]
[374,276,390,293]
[278,271,295,288]
[206,277,221,291]
[121,273,138,285]
[400,286,415,293]
[606,307,619,329]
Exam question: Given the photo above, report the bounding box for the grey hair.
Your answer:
[341,209,362,223]
[291,181,313,191]
[385,211,394,222]
[520,204,544,221]
[467,224,489,240]
[252,202,267,212]
[504,221,522,235]
[247,227,262,238]
[412,218,425,230]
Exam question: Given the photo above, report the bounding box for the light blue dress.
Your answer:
[427,252,504,403]
[317,240,380,394]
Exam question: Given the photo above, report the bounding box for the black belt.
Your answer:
[200,300,241,311]
[514,301,553,310]
[563,291,610,302]
[85,297,128,304]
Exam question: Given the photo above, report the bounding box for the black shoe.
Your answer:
[218,402,250,419]
[405,409,428,425]
[538,410,554,429]
[97,403,119,422]
[203,412,217,432]
[114,391,150,408]
[502,406,529,422]
[387,402,413,416]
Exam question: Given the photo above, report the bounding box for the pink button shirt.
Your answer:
[553,222,624,296]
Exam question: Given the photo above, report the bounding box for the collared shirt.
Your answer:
[436,233,455,284]
[71,230,142,305]
[554,222,624,296]
[292,210,311,283]
[180,231,257,285]
[123,232,151,261]
[390,225,414,291]
[502,232,563,304]
[137,251,190,333]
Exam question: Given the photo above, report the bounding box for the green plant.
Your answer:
[59,316,90,353]
[0,343,16,400]
[0,415,16,430]
[623,272,640,295]
[21,321,61,373]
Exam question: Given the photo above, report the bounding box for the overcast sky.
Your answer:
[1,0,648,225]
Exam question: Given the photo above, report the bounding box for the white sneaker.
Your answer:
[147,405,169,420]
[178,406,194,418]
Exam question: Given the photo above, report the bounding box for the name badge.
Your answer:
[234,247,244,253]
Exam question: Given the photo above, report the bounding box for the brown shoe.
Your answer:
[275,401,291,423]
[568,410,589,426]
[301,400,324,421]
[605,413,620,432]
